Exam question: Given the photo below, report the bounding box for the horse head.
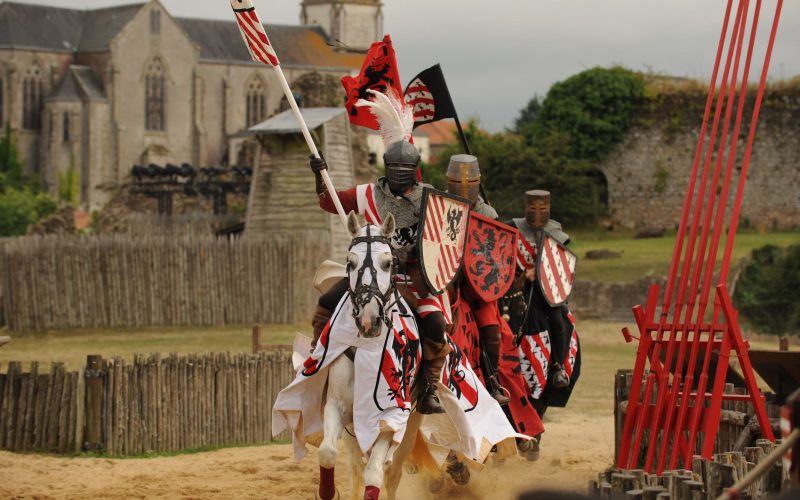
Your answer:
[345,211,396,338]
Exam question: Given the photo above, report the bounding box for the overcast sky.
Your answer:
[35,0,800,131]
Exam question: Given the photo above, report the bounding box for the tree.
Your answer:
[513,95,542,133]
[527,66,646,161]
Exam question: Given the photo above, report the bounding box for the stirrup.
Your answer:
[418,384,446,414]
[491,385,510,405]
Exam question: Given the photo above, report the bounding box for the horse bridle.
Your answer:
[347,225,400,330]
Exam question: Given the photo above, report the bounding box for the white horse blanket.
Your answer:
[272,295,523,464]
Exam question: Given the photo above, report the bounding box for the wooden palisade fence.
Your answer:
[0,232,329,331]
[0,351,295,455]
[606,369,797,498]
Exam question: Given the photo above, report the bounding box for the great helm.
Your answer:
[447,154,481,204]
[383,140,420,192]
[525,189,550,230]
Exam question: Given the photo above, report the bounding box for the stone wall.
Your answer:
[599,87,800,230]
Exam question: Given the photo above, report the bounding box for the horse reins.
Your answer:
[347,225,402,330]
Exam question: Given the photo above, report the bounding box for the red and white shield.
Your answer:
[464,213,518,302]
[418,188,470,295]
[536,232,578,306]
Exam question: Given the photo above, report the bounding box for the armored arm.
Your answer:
[309,154,359,214]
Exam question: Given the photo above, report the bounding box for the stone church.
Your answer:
[0,0,382,209]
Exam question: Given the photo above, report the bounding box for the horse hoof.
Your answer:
[517,437,540,462]
[428,476,445,494]
[445,458,470,486]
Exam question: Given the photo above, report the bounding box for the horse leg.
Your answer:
[363,432,392,500]
[318,358,354,500]
[383,411,422,500]
[342,429,364,500]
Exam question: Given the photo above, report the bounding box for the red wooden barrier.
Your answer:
[616,0,783,474]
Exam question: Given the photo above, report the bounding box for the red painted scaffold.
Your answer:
[616,0,783,475]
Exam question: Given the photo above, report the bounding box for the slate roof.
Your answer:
[47,65,107,102]
[246,107,344,135]
[78,3,144,52]
[0,2,84,51]
[0,1,363,70]
[176,18,363,69]
[0,1,143,52]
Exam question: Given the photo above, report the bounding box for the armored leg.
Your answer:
[418,313,450,415]
[545,305,570,389]
[481,325,510,405]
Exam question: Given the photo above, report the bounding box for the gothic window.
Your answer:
[62,112,70,142]
[245,77,266,128]
[150,9,161,34]
[144,58,165,131]
[22,64,44,130]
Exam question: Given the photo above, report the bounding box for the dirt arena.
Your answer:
[1,321,633,498]
[0,410,612,499]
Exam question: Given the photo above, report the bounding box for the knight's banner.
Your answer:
[229,0,280,66]
[341,35,403,130]
[464,213,518,302]
[403,63,457,129]
[536,232,578,306]
[418,188,470,295]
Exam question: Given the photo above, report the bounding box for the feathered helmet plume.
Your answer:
[355,88,414,148]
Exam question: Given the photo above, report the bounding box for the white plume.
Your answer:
[355,88,414,147]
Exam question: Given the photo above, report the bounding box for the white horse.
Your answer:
[317,212,423,500]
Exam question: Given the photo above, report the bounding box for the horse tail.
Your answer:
[410,430,439,475]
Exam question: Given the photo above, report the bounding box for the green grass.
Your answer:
[569,229,800,282]
[0,323,307,370]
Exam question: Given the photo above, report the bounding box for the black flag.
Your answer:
[404,64,458,130]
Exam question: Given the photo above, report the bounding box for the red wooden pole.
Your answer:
[669,0,762,470]
[640,0,746,472]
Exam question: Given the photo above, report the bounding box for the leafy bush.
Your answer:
[0,187,57,236]
[733,244,800,336]
[0,125,58,235]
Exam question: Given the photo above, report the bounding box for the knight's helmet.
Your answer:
[525,189,551,230]
[356,88,419,193]
[383,140,420,192]
[447,154,481,204]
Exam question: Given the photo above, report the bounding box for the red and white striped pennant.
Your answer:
[404,78,435,122]
[230,0,280,66]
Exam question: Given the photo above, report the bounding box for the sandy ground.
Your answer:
[0,407,612,499]
[0,320,636,499]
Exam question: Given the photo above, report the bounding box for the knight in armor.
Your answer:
[308,93,452,415]
[445,154,509,404]
[508,190,571,389]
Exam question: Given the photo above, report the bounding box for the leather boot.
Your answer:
[418,338,451,414]
[550,362,570,389]
[311,304,333,352]
[482,325,510,405]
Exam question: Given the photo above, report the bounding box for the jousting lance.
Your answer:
[228,0,348,230]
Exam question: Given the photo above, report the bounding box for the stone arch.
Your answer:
[245,73,267,128]
[143,56,167,131]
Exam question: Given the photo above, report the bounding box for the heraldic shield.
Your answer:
[464,213,518,302]
[418,188,470,295]
[536,231,578,307]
